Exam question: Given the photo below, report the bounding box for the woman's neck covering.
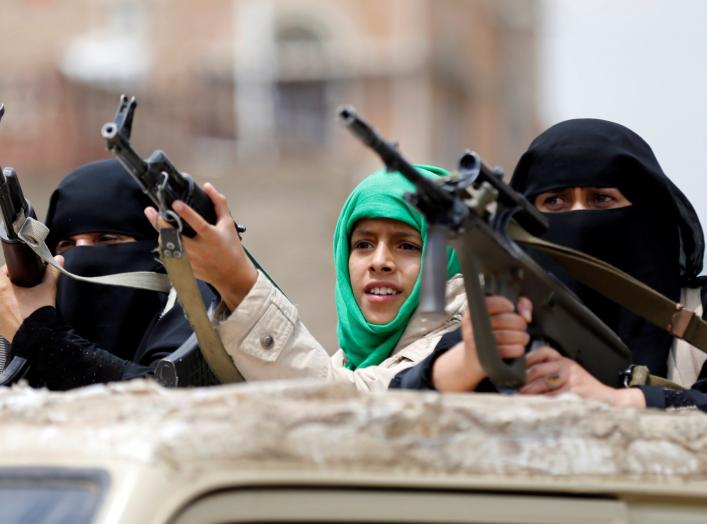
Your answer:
[510,118,705,375]
[45,160,165,360]
[334,165,461,370]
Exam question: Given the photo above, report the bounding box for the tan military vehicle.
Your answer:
[0,380,705,523]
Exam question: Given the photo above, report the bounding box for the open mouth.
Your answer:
[364,284,401,297]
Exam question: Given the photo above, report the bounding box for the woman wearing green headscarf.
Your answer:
[145,167,466,391]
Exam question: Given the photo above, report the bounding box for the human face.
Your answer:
[55,232,136,255]
[533,187,632,212]
[348,218,422,325]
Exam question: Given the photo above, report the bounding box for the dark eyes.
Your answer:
[350,239,421,251]
[538,193,567,211]
[97,234,123,242]
[590,192,617,206]
[55,240,76,255]
[399,241,422,251]
[351,240,374,250]
[535,189,620,211]
[54,234,133,254]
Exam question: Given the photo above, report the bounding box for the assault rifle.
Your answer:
[0,105,43,383]
[338,106,632,389]
[102,95,246,238]
[102,95,255,386]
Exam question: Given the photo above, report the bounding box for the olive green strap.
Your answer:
[159,228,244,384]
[509,222,707,354]
[624,365,685,390]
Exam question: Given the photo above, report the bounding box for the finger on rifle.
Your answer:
[524,360,562,386]
[144,207,172,231]
[519,377,552,395]
[516,296,533,323]
[494,329,530,348]
[524,345,561,367]
[203,183,232,224]
[489,311,528,332]
[0,265,7,277]
[485,295,515,316]
[497,343,526,360]
[44,256,64,284]
[520,367,563,395]
[172,200,211,237]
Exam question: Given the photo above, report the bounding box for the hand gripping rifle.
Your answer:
[0,105,44,383]
[102,95,250,385]
[338,106,632,389]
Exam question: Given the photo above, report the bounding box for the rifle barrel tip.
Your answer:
[337,105,357,124]
[101,122,117,139]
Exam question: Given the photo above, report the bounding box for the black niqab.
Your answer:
[510,119,705,376]
[45,160,165,360]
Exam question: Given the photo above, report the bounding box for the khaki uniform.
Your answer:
[215,272,466,391]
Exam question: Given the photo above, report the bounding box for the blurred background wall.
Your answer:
[0,0,539,349]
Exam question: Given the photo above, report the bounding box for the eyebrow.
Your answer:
[350,228,421,241]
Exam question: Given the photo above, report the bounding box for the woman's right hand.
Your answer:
[144,183,258,311]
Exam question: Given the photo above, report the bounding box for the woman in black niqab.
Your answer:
[4,160,216,390]
[510,118,707,409]
[45,160,164,361]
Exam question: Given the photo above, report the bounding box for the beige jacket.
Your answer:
[216,272,466,391]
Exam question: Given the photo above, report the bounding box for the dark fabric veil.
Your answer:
[510,119,705,376]
[45,160,166,361]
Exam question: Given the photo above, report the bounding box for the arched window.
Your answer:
[273,24,329,150]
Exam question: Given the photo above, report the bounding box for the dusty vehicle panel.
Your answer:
[0,381,705,523]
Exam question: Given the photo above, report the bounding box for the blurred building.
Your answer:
[0,0,539,348]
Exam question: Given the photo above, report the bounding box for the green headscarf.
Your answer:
[334,165,461,370]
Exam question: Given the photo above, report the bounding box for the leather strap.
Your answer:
[159,227,244,384]
[509,222,707,354]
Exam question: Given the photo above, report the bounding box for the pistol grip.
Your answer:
[464,255,526,389]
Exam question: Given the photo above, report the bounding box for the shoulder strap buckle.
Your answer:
[668,303,695,338]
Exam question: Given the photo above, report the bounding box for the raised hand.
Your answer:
[433,296,532,392]
[144,183,258,311]
[0,256,62,341]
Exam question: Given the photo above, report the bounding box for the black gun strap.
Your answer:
[509,222,707,354]
[159,227,244,384]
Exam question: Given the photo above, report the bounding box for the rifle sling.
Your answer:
[17,217,170,293]
[509,222,707,354]
[159,227,244,384]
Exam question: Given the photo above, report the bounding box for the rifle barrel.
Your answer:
[337,106,454,211]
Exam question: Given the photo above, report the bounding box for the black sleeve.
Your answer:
[638,384,707,411]
[11,306,141,390]
[389,329,462,390]
[10,282,218,390]
[128,281,218,379]
[638,359,707,412]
